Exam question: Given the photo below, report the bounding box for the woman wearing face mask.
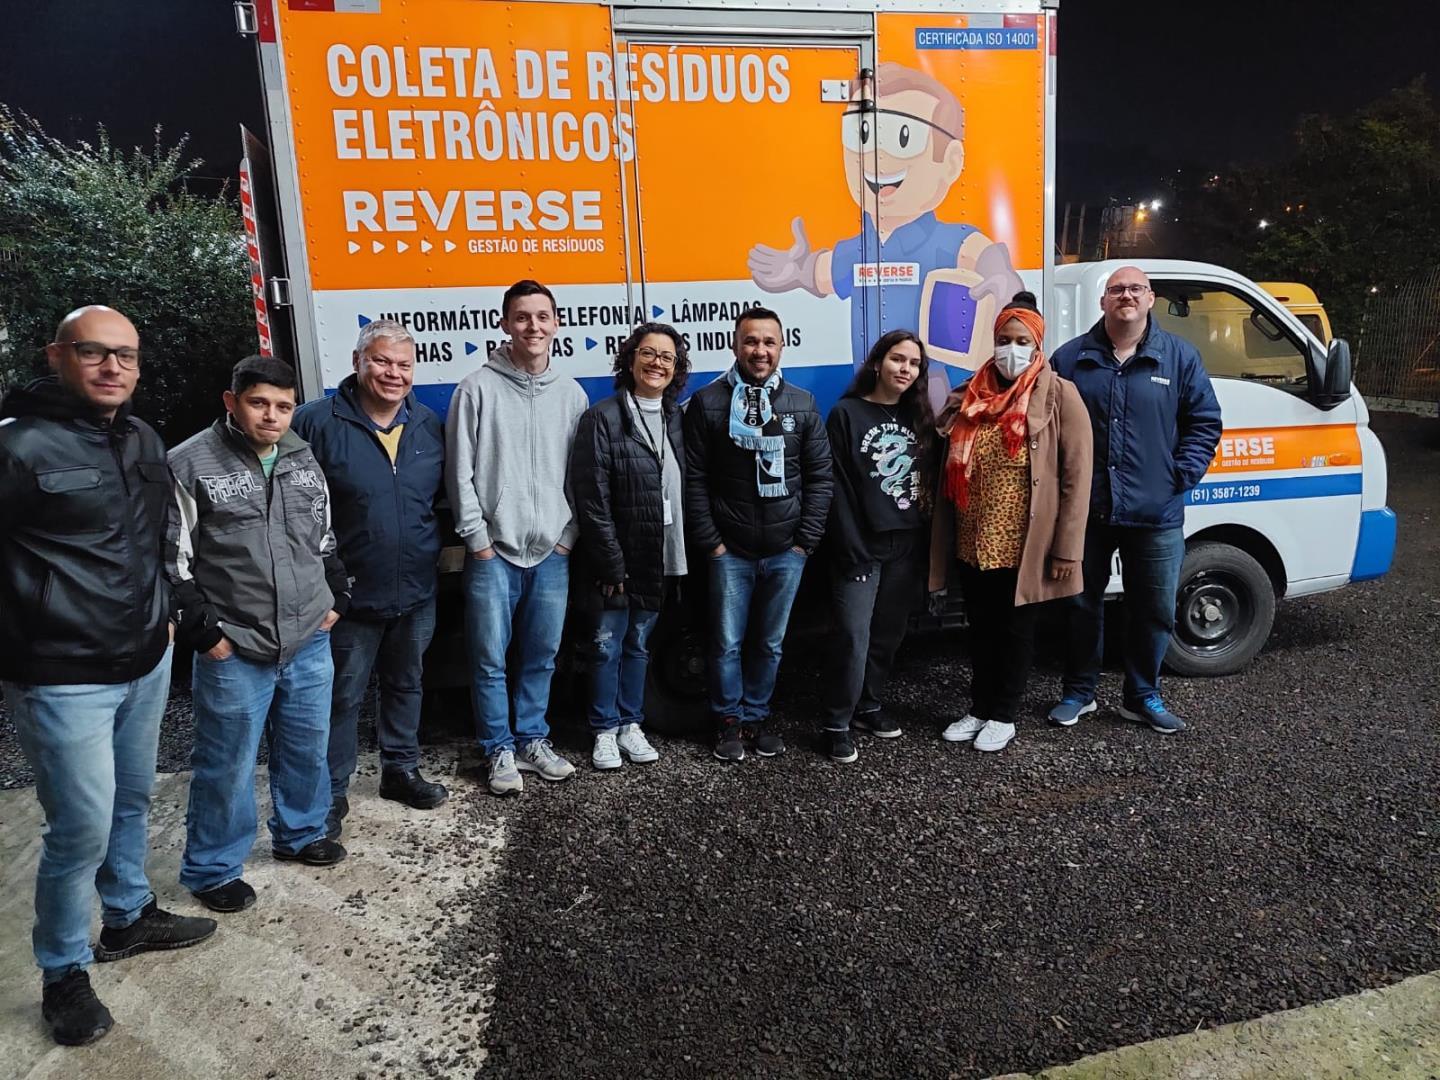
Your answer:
[819,330,938,763]
[930,291,1092,752]
[569,323,691,770]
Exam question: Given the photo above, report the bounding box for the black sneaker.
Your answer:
[95,901,217,962]
[823,730,858,763]
[325,796,349,842]
[713,721,745,762]
[379,767,449,810]
[192,879,256,914]
[273,838,347,866]
[853,709,901,739]
[42,970,113,1046]
[747,724,786,758]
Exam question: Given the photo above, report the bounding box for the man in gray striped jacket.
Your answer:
[166,356,351,914]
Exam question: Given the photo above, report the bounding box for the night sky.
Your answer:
[1,1,1436,203]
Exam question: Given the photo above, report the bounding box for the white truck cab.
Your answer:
[1050,260,1396,675]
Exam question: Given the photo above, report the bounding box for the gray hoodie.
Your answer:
[445,345,588,568]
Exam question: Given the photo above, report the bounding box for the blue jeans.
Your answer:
[1063,524,1186,705]
[587,606,660,731]
[180,629,333,892]
[708,548,807,724]
[5,647,173,982]
[327,598,436,798]
[463,550,569,756]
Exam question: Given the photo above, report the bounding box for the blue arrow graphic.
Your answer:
[585,337,598,350]
[357,314,372,328]
[464,342,478,355]
[651,305,664,318]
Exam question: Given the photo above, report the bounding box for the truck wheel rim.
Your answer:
[1176,572,1250,654]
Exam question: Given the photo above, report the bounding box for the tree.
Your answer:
[1176,79,1440,340]
[0,109,255,442]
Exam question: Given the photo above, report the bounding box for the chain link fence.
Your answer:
[1354,267,1440,414]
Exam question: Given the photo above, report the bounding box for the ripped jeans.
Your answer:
[586,606,660,732]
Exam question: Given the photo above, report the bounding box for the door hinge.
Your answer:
[267,278,293,308]
[234,2,259,36]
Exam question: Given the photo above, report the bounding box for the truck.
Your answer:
[236,0,1395,726]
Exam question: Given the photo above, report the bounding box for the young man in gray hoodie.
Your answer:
[446,280,588,795]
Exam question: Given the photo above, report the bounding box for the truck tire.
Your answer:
[1164,541,1276,677]
[643,611,708,737]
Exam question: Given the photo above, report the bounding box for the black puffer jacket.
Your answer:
[570,393,685,611]
[0,377,172,685]
[682,374,834,560]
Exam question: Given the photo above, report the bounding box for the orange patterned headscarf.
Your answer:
[941,302,1047,509]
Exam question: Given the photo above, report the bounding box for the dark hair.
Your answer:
[231,354,297,396]
[841,330,938,509]
[735,305,783,337]
[613,323,691,408]
[502,279,557,319]
[1002,289,1041,314]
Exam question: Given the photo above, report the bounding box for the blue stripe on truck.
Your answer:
[1186,473,1362,507]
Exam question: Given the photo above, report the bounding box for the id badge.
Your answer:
[663,496,674,526]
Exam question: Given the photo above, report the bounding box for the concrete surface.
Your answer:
[995,972,1440,1079]
[0,747,500,1080]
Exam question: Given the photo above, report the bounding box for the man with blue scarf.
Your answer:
[683,307,834,762]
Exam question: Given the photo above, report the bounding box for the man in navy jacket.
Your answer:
[292,319,447,836]
[1048,267,1222,733]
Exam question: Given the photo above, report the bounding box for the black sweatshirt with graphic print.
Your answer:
[824,397,930,577]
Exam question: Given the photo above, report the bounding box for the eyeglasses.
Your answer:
[57,341,141,369]
[1104,284,1151,298]
[841,108,959,161]
[635,345,677,368]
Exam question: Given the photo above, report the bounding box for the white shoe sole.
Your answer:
[619,747,659,764]
[516,761,576,782]
[1049,700,1097,727]
[974,733,1016,752]
[942,719,984,743]
[591,757,622,771]
[488,779,523,797]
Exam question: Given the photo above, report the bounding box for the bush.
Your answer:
[0,109,255,443]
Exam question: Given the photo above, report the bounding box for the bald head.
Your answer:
[46,305,142,419]
[55,305,137,346]
[1100,265,1155,342]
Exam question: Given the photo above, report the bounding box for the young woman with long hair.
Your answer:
[818,329,938,763]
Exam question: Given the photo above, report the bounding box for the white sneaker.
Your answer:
[942,714,986,743]
[592,731,622,771]
[616,723,659,764]
[488,749,523,796]
[516,739,576,782]
[974,720,1016,752]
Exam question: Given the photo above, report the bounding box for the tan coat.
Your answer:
[929,365,1093,606]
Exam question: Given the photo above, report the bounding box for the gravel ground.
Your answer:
[3,412,1437,1080]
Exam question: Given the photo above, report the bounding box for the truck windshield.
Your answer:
[1152,282,1309,393]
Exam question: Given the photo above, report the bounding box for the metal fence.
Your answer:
[1354,267,1440,409]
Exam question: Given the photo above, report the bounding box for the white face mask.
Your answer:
[993,342,1035,380]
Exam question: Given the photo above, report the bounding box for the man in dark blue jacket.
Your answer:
[292,319,447,836]
[1048,267,1222,733]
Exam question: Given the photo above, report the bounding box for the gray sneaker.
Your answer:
[488,749,523,797]
[517,739,576,782]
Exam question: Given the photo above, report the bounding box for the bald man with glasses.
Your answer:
[1048,267,1222,735]
[0,306,215,1046]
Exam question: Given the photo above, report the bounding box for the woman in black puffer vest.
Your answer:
[569,323,691,771]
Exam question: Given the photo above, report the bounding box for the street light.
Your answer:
[1258,218,1270,230]
[1149,198,1162,211]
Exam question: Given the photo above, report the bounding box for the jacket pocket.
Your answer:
[37,466,103,493]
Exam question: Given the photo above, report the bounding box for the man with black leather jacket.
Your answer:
[0,305,215,1047]
[683,307,834,762]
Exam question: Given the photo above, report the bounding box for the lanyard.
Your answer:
[628,393,665,469]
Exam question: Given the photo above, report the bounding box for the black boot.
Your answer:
[41,970,113,1046]
[95,900,217,961]
[378,767,449,809]
[325,796,349,841]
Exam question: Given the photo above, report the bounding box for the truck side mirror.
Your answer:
[1307,337,1352,410]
